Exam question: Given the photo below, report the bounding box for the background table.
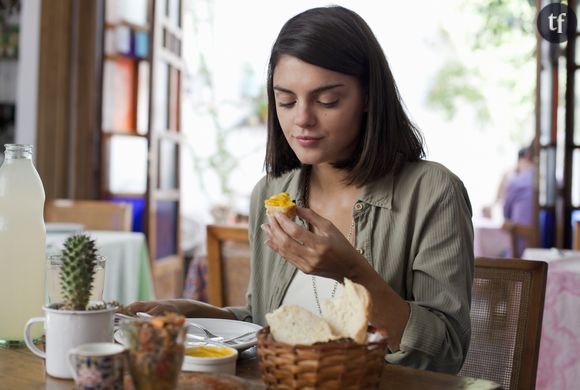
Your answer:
[46,230,155,304]
[520,249,580,390]
[473,216,510,257]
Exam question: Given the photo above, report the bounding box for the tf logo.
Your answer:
[537,3,577,43]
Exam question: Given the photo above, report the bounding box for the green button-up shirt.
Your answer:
[227,160,474,373]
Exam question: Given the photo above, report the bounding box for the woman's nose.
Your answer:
[293,102,316,128]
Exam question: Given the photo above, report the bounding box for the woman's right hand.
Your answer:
[126,299,238,320]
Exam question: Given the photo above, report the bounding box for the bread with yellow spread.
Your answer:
[264,192,297,219]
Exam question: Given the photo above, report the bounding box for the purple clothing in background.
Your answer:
[503,167,534,257]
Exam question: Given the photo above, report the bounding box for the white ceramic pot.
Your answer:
[23,305,115,379]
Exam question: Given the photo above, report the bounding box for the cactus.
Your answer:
[59,234,98,310]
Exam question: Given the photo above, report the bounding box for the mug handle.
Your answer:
[23,317,45,359]
[67,348,79,382]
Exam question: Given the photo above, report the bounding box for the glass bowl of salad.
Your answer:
[123,313,186,390]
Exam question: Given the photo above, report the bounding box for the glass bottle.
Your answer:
[0,144,46,344]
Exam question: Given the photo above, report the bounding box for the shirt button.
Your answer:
[356,248,364,254]
[354,202,364,211]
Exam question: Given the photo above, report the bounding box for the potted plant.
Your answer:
[24,233,117,379]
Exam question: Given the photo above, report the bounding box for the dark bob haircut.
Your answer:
[264,6,425,185]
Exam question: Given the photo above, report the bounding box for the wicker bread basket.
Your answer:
[257,326,388,389]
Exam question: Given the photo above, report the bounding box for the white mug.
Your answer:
[23,305,115,379]
[68,342,126,389]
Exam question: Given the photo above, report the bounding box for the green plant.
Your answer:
[58,234,99,310]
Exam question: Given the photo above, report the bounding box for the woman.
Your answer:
[129,6,474,373]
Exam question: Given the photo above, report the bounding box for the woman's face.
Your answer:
[272,55,366,166]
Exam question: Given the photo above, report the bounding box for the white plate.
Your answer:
[114,318,262,352]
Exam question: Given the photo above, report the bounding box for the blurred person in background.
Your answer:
[502,144,535,257]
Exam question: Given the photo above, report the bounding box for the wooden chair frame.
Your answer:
[573,220,580,250]
[45,199,133,232]
[460,258,547,390]
[206,224,250,307]
[501,220,535,258]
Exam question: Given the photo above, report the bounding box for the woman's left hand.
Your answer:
[261,207,366,280]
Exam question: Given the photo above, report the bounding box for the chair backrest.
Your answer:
[574,220,580,250]
[459,258,547,390]
[206,224,250,307]
[45,199,133,232]
[502,220,535,258]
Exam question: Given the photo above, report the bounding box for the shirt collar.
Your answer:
[360,172,394,210]
[286,166,394,210]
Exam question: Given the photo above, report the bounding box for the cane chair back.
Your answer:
[459,258,547,390]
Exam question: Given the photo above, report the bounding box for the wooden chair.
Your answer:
[501,220,535,258]
[459,258,548,390]
[206,224,250,307]
[573,220,580,250]
[45,199,133,232]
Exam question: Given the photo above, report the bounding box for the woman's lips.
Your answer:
[295,136,323,146]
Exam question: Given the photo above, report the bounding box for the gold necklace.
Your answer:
[301,166,357,315]
[311,220,355,315]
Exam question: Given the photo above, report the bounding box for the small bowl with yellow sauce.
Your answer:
[182,345,239,374]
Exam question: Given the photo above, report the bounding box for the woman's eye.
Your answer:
[278,101,296,108]
[318,100,339,108]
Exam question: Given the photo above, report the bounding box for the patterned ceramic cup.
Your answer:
[68,342,126,390]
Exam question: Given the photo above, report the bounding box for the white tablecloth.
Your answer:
[46,230,155,304]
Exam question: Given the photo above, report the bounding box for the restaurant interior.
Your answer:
[1,0,580,389]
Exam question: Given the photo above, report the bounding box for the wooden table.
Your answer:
[0,346,502,389]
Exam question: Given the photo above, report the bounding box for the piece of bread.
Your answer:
[265,279,372,345]
[320,278,371,344]
[264,192,296,219]
[265,304,338,345]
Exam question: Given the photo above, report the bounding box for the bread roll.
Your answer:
[320,278,371,344]
[265,304,338,345]
[265,279,371,345]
